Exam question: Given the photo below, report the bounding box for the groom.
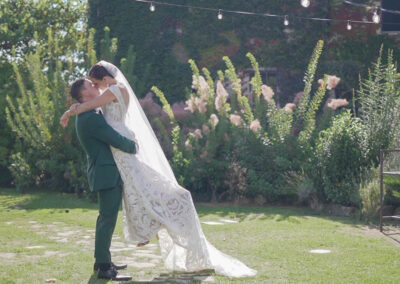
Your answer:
[69,78,136,281]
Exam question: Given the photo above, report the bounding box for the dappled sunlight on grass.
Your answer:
[1,188,400,283]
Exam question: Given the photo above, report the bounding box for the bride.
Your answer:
[60,60,257,278]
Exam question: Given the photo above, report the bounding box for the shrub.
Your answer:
[150,40,343,203]
[314,110,369,206]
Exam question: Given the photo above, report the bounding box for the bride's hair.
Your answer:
[88,64,114,80]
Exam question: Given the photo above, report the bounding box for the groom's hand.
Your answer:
[133,138,139,153]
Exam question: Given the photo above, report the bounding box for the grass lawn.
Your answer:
[0,187,399,284]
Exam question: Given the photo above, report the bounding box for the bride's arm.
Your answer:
[59,89,116,128]
[71,90,116,115]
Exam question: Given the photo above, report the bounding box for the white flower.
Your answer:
[326,98,349,110]
[284,103,296,113]
[215,81,229,111]
[184,97,196,113]
[261,85,274,102]
[194,97,207,114]
[250,119,261,132]
[202,124,210,135]
[209,114,219,129]
[230,114,242,126]
[193,129,203,139]
[199,76,210,100]
[185,139,192,150]
[326,75,341,90]
[191,75,198,89]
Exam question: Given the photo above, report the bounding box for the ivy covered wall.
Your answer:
[88,0,400,103]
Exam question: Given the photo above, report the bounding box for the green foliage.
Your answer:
[0,0,87,186]
[100,27,118,62]
[151,86,175,122]
[0,0,86,61]
[360,169,381,222]
[314,110,368,206]
[357,47,400,166]
[295,40,324,129]
[151,43,335,203]
[8,152,32,191]
[120,45,152,97]
[5,31,88,192]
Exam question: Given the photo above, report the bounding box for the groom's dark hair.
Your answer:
[70,78,86,102]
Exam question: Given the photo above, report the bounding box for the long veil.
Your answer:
[98,60,257,278]
[98,60,178,185]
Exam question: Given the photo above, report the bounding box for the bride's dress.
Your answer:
[102,83,257,278]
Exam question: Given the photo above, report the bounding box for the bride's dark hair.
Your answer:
[88,64,114,80]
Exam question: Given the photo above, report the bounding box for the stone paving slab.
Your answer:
[9,218,218,283]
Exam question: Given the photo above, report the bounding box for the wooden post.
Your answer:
[380,150,384,232]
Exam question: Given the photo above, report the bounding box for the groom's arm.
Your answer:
[86,113,136,154]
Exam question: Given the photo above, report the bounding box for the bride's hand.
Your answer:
[69,103,80,115]
[60,110,71,128]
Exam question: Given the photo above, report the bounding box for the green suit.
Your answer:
[75,110,136,265]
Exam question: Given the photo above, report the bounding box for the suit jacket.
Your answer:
[75,110,136,192]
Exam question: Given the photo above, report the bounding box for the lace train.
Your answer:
[103,84,257,278]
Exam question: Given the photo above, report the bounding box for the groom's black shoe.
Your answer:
[97,267,132,281]
[94,262,127,271]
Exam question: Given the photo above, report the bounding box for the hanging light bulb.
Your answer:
[346,20,352,30]
[284,15,289,26]
[301,0,310,8]
[217,9,223,20]
[150,2,155,12]
[372,7,381,24]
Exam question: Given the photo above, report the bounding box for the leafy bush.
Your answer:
[6,32,87,192]
[150,40,346,203]
[357,48,400,166]
[314,110,368,206]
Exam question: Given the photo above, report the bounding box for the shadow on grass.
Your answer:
[195,202,364,227]
[86,270,213,283]
[0,187,97,210]
[1,187,366,228]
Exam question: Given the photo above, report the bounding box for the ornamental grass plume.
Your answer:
[261,85,274,102]
[250,119,261,132]
[202,124,210,135]
[215,81,229,111]
[199,76,210,100]
[194,129,203,139]
[184,97,196,113]
[326,98,349,110]
[191,75,198,89]
[326,75,341,90]
[184,139,192,150]
[284,103,296,113]
[209,114,219,129]
[293,91,304,105]
[230,114,242,126]
[192,75,210,100]
[194,97,207,114]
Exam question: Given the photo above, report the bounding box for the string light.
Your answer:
[150,2,155,12]
[284,15,289,26]
[217,9,223,20]
[346,20,352,30]
[301,0,310,8]
[372,7,381,24]
[132,0,400,29]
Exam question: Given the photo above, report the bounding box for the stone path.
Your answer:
[3,218,229,283]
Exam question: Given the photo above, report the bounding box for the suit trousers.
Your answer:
[94,185,122,264]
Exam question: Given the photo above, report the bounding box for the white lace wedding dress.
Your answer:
[102,83,257,278]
